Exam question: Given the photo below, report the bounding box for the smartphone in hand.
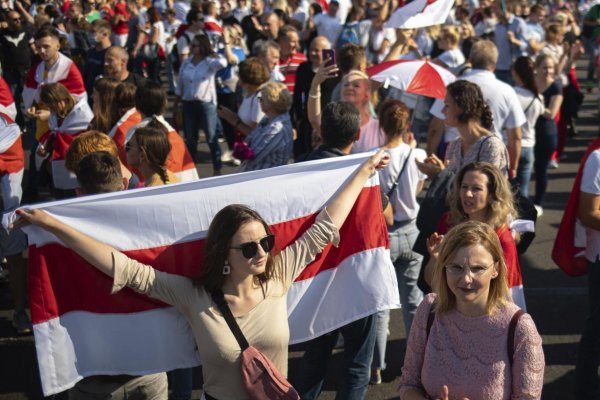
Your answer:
[322,49,336,67]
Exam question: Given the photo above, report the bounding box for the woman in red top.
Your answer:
[424,161,526,310]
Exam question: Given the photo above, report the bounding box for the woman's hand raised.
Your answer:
[311,58,339,89]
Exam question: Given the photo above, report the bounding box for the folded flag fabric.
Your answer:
[385,0,454,29]
[14,153,400,396]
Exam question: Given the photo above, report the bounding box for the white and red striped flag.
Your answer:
[385,0,454,29]
[13,153,400,396]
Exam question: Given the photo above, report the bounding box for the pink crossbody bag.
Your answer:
[211,290,300,400]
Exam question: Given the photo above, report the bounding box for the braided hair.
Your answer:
[133,124,172,184]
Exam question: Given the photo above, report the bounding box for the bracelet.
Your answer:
[309,92,321,99]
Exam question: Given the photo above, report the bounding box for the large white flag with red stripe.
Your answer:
[15,154,399,396]
[385,0,454,29]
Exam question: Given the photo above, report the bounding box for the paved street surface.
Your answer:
[0,62,597,399]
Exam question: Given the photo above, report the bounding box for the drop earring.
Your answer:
[222,260,231,275]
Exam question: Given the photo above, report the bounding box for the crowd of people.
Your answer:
[2,0,600,397]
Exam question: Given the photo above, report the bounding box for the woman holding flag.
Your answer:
[12,150,389,400]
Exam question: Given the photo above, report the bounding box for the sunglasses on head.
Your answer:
[231,234,275,259]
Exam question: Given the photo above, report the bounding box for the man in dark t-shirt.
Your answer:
[0,10,32,125]
[103,46,147,88]
[84,19,112,97]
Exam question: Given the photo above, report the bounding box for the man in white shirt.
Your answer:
[428,40,525,179]
[312,0,343,46]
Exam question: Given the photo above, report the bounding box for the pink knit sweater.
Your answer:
[399,293,544,400]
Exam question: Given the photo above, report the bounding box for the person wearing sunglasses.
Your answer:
[12,149,389,400]
[399,221,544,400]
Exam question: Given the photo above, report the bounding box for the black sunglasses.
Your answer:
[231,234,275,259]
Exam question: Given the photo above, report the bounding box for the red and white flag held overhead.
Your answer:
[11,154,400,396]
[385,0,454,29]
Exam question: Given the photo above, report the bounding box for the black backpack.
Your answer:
[172,33,190,72]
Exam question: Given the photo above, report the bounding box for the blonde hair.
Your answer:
[441,25,460,46]
[65,130,120,173]
[260,81,292,115]
[448,162,517,229]
[432,221,511,314]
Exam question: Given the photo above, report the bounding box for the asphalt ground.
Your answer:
[0,61,598,399]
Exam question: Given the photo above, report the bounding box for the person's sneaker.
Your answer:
[534,205,543,218]
[548,159,559,169]
[231,158,241,166]
[12,310,32,335]
[221,150,234,162]
[370,369,382,385]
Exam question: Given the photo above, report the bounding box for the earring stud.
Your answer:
[222,260,231,275]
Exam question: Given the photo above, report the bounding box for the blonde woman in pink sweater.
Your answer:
[399,221,544,400]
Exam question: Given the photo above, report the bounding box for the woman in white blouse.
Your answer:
[175,34,227,174]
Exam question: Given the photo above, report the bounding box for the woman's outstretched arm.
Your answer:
[12,209,118,277]
[326,150,389,230]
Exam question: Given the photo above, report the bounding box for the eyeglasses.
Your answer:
[445,262,495,277]
[10,18,22,22]
[190,43,200,48]
[231,234,275,259]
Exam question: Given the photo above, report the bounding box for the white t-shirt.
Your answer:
[514,87,544,148]
[313,13,343,46]
[378,145,427,222]
[430,69,526,143]
[437,48,465,70]
[581,149,600,263]
[351,118,385,154]
[238,91,264,126]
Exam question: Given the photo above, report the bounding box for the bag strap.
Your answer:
[476,135,494,161]
[211,290,250,350]
[507,309,524,366]
[387,148,413,198]
[523,96,538,114]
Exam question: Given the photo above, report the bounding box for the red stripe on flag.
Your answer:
[29,186,388,324]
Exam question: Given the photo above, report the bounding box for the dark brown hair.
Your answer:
[133,124,171,184]
[512,56,538,96]
[377,99,410,140]
[90,77,120,133]
[195,204,275,292]
[239,57,270,86]
[194,34,216,58]
[446,80,493,130]
[111,83,137,128]
[40,82,76,119]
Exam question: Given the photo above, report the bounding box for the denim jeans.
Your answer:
[515,146,534,198]
[388,220,424,335]
[296,315,376,400]
[371,309,390,370]
[534,118,557,205]
[182,100,222,171]
[575,258,600,399]
[584,36,598,82]
[167,368,193,400]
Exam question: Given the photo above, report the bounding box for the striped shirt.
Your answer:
[241,114,293,172]
[279,52,307,95]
